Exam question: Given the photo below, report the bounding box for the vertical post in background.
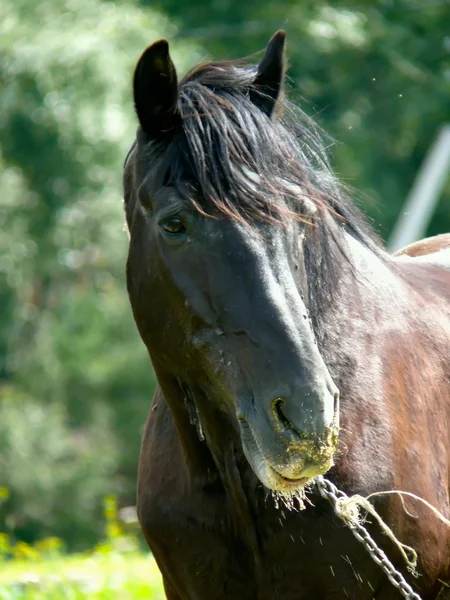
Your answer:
[388,125,450,253]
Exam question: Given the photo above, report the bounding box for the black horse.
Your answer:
[123,31,450,599]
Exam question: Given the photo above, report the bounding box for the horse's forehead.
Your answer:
[231,164,317,216]
[126,143,317,220]
[230,164,261,192]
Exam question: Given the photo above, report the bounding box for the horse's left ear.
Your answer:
[133,39,181,138]
[251,30,287,118]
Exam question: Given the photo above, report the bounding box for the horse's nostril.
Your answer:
[272,397,294,431]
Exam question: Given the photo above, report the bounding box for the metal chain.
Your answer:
[315,476,422,600]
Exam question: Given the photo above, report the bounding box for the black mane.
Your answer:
[173,61,378,237]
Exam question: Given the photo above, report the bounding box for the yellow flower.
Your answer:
[106,522,122,540]
[36,537,62,554]
[0,532,10,554]
[103,495,118,521]
[14,541,39,561]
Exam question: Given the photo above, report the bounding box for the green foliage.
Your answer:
[0,0,199,549]
[0,387,117,547]
[1,0,449,554]
[0,552,165,600]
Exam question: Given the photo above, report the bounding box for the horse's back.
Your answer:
[393,233,450,266]
[393,233,450,308]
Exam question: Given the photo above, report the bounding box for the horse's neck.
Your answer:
[315,229,410,387]
[328,230,406,325]
[321,230,450,500]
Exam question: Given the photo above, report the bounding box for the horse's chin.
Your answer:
[239,420,337,493]
[242,442,334,493]
[260,465,312,492]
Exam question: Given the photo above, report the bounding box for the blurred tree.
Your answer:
[148,0,450,239]
[0,0,199,548]
[1,0,448,550]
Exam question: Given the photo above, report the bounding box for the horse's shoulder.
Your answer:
[393,233,450,262]
[136,391,239,599]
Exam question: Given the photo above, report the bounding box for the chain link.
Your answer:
[315,476,422,600]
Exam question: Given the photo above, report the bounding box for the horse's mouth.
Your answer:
[241,427,336,492]
[267,461,331,491]
[238,414,338,492]
[269,467,310,489]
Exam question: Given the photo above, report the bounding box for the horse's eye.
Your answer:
[161,216,186,235]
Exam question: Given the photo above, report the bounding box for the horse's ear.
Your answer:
[133,39,181,138]
[251,30,287,117]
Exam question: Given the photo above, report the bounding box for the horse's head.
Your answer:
[124,32,340,492]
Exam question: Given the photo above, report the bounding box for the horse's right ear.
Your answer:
[251,30,287,118]
[133,39,180,138]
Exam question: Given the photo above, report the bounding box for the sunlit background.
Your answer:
[1,0,449,597]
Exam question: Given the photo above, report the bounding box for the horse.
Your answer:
[123,31,450,599]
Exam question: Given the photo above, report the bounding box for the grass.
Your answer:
[0,492,165,599]
[0,551,165,599]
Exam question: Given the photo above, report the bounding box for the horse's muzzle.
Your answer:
[238,405,339,492]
